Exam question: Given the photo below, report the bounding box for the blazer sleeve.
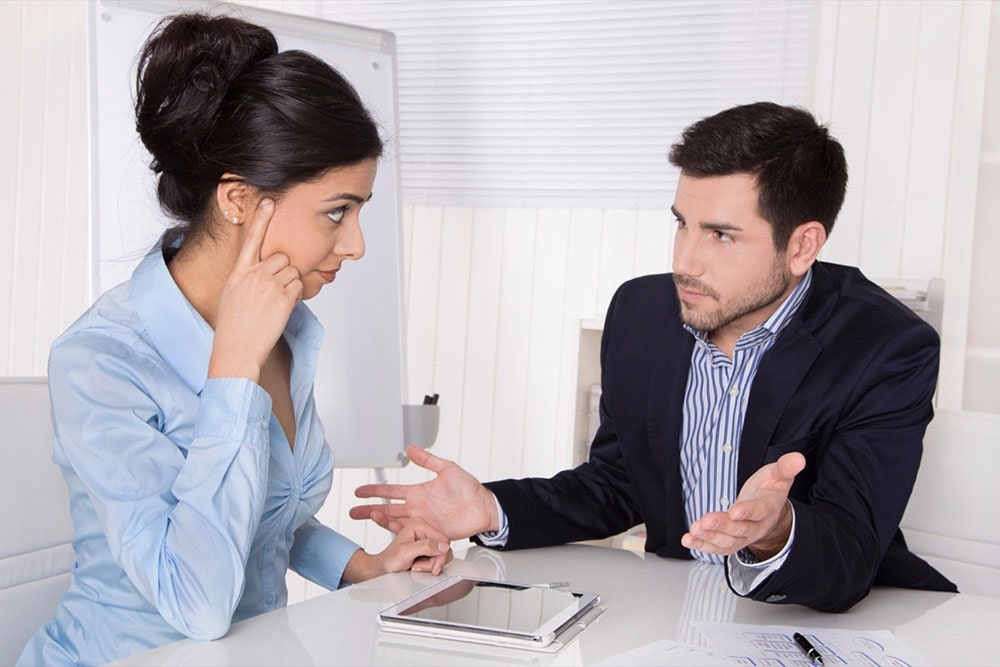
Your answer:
[480,287,644,549]
[731,320,943,612]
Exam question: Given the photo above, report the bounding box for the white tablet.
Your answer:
[377,576,602,651]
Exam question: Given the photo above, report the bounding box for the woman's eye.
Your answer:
[327,207,347,223]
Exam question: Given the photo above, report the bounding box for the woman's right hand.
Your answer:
[343,518,453,584]
[208,199,304,382]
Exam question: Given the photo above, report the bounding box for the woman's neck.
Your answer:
[166,236,237,330]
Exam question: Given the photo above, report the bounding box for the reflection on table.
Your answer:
[113,544,1000,666]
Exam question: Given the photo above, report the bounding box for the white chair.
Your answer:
[0,377,74,665]
[901,408,1000,597]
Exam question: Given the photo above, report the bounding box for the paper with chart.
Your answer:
[694,622,926,666]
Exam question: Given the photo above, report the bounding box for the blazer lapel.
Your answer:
[646,316,694,538]
[737,263,838,486]
[737,320,822,485]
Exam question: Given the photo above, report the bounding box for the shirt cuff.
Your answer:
[476,494,509,547]
[193,377,272,450]
[726,502,796,595]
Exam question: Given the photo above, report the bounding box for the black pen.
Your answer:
[793,632,824,666]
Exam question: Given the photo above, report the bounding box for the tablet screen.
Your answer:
[384,578,595,638]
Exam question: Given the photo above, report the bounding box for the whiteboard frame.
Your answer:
[87,0,409,468]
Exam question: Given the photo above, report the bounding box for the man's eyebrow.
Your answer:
[670,206,743,232]
[700,221,743,232]
[323,192,374,203]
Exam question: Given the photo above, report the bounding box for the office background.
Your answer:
[0,0,997,602]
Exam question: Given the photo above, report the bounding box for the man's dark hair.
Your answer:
[668,102,847,250]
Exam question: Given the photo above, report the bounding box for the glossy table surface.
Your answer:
[114,544,999,666]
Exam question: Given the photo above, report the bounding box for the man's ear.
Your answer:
[787,221,827,277]
[215,174,251,225]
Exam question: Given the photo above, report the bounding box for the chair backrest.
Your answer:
[901,408,1000,597]
[0,377,74,665]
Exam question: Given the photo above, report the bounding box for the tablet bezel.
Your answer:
[377,576,601,649]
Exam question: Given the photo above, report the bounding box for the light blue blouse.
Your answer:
[18,242,361,667]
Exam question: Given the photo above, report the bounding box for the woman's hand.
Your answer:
[208,199,303,382]
[343,518,453,584]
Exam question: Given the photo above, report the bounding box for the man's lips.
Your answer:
[316,269,338,283]
[678,286,708,302]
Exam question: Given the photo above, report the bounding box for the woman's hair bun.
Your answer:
[135,13,278,177]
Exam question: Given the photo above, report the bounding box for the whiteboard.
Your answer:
[89,0,408,468]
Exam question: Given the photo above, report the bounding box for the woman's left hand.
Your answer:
[344,518,452,583]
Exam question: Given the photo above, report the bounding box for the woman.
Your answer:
[18,13,450,667]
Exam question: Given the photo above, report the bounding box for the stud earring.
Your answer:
[223,210,240,225]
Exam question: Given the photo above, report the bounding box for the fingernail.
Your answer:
[438,542,449,552]
[260,198,274,209]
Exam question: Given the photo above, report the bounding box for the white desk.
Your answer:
[114,544,1000,666]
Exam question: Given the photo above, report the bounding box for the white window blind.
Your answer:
[316,0,815,209]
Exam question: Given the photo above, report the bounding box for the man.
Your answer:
[351,102,956,612]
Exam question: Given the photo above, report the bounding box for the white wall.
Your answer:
[0,0,89,377]
[0,0,996,599]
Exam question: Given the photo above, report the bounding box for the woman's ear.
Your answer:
[787,221,827,277]
[215,174,251,225]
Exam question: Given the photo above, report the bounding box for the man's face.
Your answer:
[671,173,794,339]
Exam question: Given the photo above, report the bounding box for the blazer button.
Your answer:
[766,593,787,603]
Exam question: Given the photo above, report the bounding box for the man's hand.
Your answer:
[681,452,805,560]
[350,444,499,541]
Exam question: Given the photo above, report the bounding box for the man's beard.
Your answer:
[674,256,791,333]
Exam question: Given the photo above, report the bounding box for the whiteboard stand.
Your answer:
[372,403,440,488]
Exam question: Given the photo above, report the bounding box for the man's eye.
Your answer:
[327,207,347,223]
[713,230,733,242]
[674,217,686,229]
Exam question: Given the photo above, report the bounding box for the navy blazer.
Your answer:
[484,262,956,612]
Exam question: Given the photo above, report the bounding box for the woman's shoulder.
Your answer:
[49,280,165,382]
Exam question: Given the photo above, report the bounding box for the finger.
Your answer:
[236,198,275,267]
[775,452,806,482]
[682,531,741,555]
[368,509,400,534]
[728,499,771,523]
[284,277,303,303]
[691,515,753,542]
[275,265,302,288]
[354,483,410,501]
[350,502,411,523]
[257,252,291,274]
[397,539,450,569]
[428,548,452,575]
[405,444,452,475]
[408,518,451,545]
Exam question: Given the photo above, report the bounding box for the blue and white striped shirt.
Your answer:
[680,269,812,565]
[482,269,813,591]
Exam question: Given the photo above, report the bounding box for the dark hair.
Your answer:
[668,102,847,249]
[135,13,383,242]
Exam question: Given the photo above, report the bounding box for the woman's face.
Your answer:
[258,159,377,300]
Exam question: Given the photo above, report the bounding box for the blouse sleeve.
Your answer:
[49,332,271,640]
[287,391,362,589]
[289,518,362,590]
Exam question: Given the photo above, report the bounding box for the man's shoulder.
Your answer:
[811,262,937,342]
[612,273,678,307]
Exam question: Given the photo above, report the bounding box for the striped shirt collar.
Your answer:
[682,268,813,350]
